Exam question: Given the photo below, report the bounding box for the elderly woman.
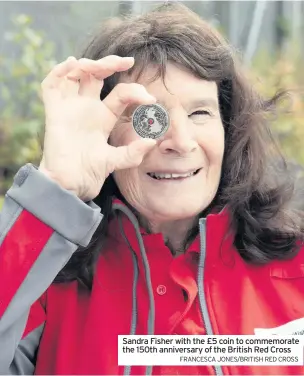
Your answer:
[0,3,303,376]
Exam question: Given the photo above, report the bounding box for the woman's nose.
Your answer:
[158,112,198,155]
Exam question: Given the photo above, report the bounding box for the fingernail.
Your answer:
[148,95,156,102]
[145,139,157,146]
[123,57,135,63]
[67,56,76,61]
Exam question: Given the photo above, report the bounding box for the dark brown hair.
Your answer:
[55,2,303,288]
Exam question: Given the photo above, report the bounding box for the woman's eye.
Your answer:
[190,110,211,117]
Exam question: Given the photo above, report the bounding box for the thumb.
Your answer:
[112,138,157,170]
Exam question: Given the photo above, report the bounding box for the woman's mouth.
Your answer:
[147,169,201,181]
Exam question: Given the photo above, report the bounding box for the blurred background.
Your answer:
[0,1,303,208]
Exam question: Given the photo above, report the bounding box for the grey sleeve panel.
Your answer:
[7,163,103,247]
[8,324,44,375]
[0,232,79,373]
[0,193,23,247]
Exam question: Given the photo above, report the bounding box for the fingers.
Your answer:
[42,55,136,100]
[78,74,103,98]
[42,57,78,90]
[57,76,80,98]
[103,83,156,119]
[111,139,157,171]
[57,71,102,99]
[67,55,135,81]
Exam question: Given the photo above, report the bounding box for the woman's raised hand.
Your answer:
[39,55,156,201]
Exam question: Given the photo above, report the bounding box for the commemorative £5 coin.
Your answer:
[132,103,170,139]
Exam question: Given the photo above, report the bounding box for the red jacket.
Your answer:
[0,164,304,375]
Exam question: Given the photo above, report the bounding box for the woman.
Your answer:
[0,3,303,376]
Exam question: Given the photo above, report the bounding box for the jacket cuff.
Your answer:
[7,164,103,247]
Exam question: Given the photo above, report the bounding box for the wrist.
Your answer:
[38,164,80,198]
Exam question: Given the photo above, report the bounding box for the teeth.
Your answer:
[149,171,196,179]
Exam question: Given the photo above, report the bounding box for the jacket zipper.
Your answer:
[198,218,223,376]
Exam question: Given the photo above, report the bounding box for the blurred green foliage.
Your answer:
[252,42,304,169]
[0,14,57,192]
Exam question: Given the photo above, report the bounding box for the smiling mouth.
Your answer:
[147,169,201,180]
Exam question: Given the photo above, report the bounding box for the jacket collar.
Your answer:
[108,198,234,262]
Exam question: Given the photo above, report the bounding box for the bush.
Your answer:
[0,14,57,193]
[251,46,304,169]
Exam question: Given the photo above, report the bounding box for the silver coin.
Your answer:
[132,104,170,139]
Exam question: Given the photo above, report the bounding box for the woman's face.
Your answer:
[110,63,225,223]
